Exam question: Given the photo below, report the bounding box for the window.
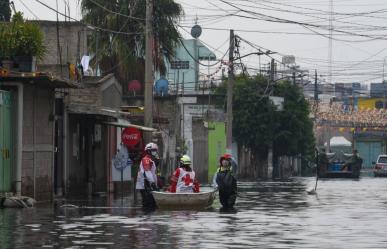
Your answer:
[170,61,189,69]
[378,156,387,164]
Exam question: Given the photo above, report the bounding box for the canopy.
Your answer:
[104,118,157,132]
[324,136,352,147]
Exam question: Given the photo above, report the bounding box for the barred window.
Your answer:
[170,61,189,69]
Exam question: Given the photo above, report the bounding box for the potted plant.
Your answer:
[12,12,46,72]
[0,23,15,70]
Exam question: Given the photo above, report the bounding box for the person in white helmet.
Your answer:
[136,142,159,210]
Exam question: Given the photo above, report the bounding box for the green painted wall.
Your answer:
[208,122,226,182]
[0,91,12,193]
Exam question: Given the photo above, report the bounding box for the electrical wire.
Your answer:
[33,0,140,35]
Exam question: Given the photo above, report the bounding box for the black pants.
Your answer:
[216,171,237,209]
[219,188,237,209]
[140,189,156,210]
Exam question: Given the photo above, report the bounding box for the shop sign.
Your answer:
[121,127,141,146]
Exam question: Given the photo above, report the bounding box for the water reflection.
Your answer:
[1,177,387,248]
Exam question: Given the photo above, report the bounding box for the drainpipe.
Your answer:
[51,93,56,201]
[3,82,23,196]
[16,84,23,196]
[63,106,68,196]
[33,86,36,200]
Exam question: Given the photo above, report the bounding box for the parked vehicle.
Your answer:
[373,155,387,177]
[318,151,362,179]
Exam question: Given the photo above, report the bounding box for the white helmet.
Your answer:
[145,142,158,151]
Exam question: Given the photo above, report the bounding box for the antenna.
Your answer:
[328,0,333,85]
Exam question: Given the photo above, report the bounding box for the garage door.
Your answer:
[356,141,383,169]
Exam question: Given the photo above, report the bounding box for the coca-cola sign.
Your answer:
[121,127,141,146]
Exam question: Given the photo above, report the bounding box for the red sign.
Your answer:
[121,127,141,147]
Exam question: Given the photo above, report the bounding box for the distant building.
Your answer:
[370,82,387,98]
[165,39,216,94]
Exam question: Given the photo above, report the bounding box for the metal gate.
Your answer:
[192,118,208,183]
[0,90,12,193]
[356,141,383,169]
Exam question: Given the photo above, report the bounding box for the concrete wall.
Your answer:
[67,75,122,108]
[68,85,101,107]
[36,21,90,79]
[22,85,55,201]
[102,84,122,108]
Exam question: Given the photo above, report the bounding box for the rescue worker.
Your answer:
[342,149,363,176]
[318,148,329,177]
[168,155,200,193]
[135,142,159,210]
[214,153,237,210]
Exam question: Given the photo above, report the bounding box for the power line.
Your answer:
[19,0,39,19]
[86,0,144,21]
[32,0,140,35]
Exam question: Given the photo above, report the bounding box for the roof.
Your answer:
[67,104,128,118]
[82,74,115,86]
[0,72,79,88]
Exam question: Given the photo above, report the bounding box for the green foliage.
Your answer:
[272,81,315,158]
[80,0,183,87]
[0,23,15,59]
[0,12,46,60]
[231,75,315,160]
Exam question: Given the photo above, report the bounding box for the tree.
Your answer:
[230,75,315,176]
[0,0,11,22]
[80,0,183,91]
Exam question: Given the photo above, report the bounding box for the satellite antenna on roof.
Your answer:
[191,16,202,39]
[191,18,202,90]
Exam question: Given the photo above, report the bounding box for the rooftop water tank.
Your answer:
[128,80,142,96]
[155,77,169,96]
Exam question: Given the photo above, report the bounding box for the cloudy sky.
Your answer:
[12,0,387,84]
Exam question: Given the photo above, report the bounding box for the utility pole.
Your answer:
[268,58,275,178]
[292,71,296,85]
[314,69,318,101]
[226,30,235,153]
[144,0,154,143]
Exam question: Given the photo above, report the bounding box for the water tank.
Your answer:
[154,77,169,96]
[128,80,142,96]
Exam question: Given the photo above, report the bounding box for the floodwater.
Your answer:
[1,177,387,248]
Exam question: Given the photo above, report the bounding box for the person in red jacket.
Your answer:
[168,155,200,193]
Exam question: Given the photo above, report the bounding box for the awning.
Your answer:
[104,118,157,132]
[0,73,79,88]
[67,105,130,118]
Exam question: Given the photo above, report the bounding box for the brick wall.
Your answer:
[68,86,101,107]
[35,21,91,79]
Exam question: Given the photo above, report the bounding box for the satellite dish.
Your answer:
[191,24,202,38]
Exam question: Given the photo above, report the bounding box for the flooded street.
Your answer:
[2,177,387,248]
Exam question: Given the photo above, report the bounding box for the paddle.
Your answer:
[307,148,319,195]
